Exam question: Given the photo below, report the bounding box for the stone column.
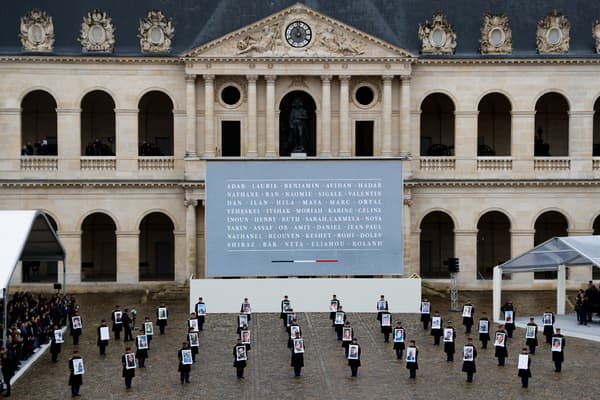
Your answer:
[510,229,535,288]
[511,111,536,176]
[56,108,81,175]
[399,76,412,156]
[320,75,332,157]
[382,75,394,156]
[203,74,216,157]
[116,230,139,284]
[174,231,187,283]
[454,111,478,173]
[265,75,277,157]
[454,229,477,288]
[58,231,82,284]
[569,110,594,175]
[185,74,197,156]
[185,199,198,281]
[246,75,258,157]
[338,75,351,156]
[115,108,138,174]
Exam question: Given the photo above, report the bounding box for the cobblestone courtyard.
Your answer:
[12,290,600,399]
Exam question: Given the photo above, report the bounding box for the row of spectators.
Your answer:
[20,140,57,156]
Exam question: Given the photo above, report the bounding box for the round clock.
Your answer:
[285,21,312,48]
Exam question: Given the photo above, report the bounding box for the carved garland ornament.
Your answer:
[79,9,116,53]
[138,10,174,53]
[536,10,569,54]
[480,13,512,54]
[593,20,600,54]
[418,13,456,55]
[20,9,55,52]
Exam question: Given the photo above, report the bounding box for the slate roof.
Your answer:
[1,0,599,57]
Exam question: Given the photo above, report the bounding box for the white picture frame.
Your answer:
[290,325,301,339]
[54,329,64,343]
[99,326,110,341]
[334,312,344,325]
[242,303,251,314]
[238,314,248,327]
[551,337,562,352]
[494,332,506,347]
[518,353,529,369]
[114,311,123,324]
[463,345,474,361]
[342,327,352,341]
[73,358,85,375]
[443,328,454,342]
[393,328,405,343]
[286,313,296,327]
[406,347,417,362]
[348,344,359,360]
[158,307,168,320]
[196,303,206,316]
[381,313,391,327]
[293,338,305,354]
[329,301,338,312]
[125,353,136,369]
[189,318,199,332]
[479,320,489,334]
[236,345,247,361]
[144,321,154,336]
[182,349,193,365]
[431,316,441,329]
[525,325,536,339]
[504,310,514,324]
[241,330,251,344]
[377,300,387,311]
[420,302,430,314]
[72,316,83,330]
[282,300,291,312]
[462,305,473,318]
[189,332,199,347]
[137,335,148,350]
[543,312,553,326]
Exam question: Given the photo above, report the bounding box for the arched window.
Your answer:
[138,91,174,156]
[593,98,600,156]
[81,213,117,281]
[279,91,317,157]
[477,93,511,156]
[420,211,454,278]
[534,211,568,279]
[534,93,569,157]
[21,90,57,156]
[477,211,511,279]
[81,90,116,156]
[139,212,175,281]
[420,93,455,156]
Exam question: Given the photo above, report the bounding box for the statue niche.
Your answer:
[279,91,316,156]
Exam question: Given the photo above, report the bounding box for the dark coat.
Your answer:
[291,351,304,368]
[461,344,477,373]
[121,354,136,378]
[430,317,443,337]
[233,345,247,368]
[112,310,123,332]
[178,348,191,373]
[405,347,419,370]
[517,354,531,377]
[68,357,83,387]
[551,334,565,362]
[494,330,508,358]
[462,304,475,327]
[96,325,109,346]
[443,327,456,354]
[156,308,168,327]
[347,345,361,367]
[478,318,490,341]
[526,323,538,347]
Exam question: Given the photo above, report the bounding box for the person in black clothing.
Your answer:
[1,348,17,397]
[443,321,456,362]
[462,303,475,334]
[420,299,431,330]
[334,306,346,340]
[122,347,136,389]
[178,342,192,383]
[135,335,148,368]
[329,294,340,327]
[501,301,515,338]
[430,311,443,345]
[575,289,587,325]
[347,338,361,377]
[525,317,539,355]
[280,295,291,328]
[195,297,206,330]
[542,307,555,344]
[233,339,247,379]
[111,305,123,340]
[240,297,251,322]
[551,328,565,372]
[494,325,508,366]
[392,321,406,360]
[97,320,109,356]
[406,340,419,379]
[478,312,491,349]
[50,324,62,363]
[122,309,133,342]
[380,311,392,343]
[290,332,304,377]
[70,311,83,346]
[287,319,301,349]
[68,350,83,397]
[462,337,477,382]
[156,304,168,335]
[376,295,388,322]
[518,348,531,388]
[341,321,353,356]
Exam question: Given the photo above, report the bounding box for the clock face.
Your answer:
[285,21,312,48]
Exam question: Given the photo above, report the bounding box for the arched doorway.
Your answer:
[593,97,600,156]
[534,93,569,156]
[477,93,511,156]
[138,91,174,156]
[420,93,455,156]
[592,215,600,279]
[279,91,316,156]
[22,214,59,283]
[420,211,454,278]
[139,212,175,281]
[81,90,116,156]
[21,90,57,156]
[81,213,117,281]
[534,211,568,279]
[477,211,511,279]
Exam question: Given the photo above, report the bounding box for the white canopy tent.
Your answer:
[493,236,600,322]
[0,210,66,346]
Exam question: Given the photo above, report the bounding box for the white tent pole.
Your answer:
[557,264,566,315]
[3,287,7,347]
[493,266,502,322]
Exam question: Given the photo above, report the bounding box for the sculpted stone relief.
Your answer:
[418,13,456,55]
[593,20,600,54]
[480,13,512,54]
[79,8,116,53]
[20,9,55,52]
[138,10,174,53]
[536,10,569,54]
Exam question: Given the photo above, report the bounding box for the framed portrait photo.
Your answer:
[406,347,416,362]
[342,327,352,341]
[189,332,199,347]
[99,326,110,341]
[282,300,291,312]
[290,325,300,339]
[525,326,536,339]
[551,337,562,352]
[421,301,430,314]
[72,316,83,330]
[238,314,248,327]
[381,313,392,327]
[293,338,305,354]
[242,303,251,314]
[518,353,529,370]
[241,330,251,344]
[494,332,506,347]
[431,316,441,329]
[348,344,359,360]
[334,312,345,325]
[54,329,64,343]
[73,358,85,375]
[377,300,387,311]
[114,311,123,324]
[462,305,473,318]
[182,349,193,365]
[236,345,247,361]
[196,303,206,316]
[463,346,474,361]
[543,312,553,326]
[443,328,453,342]
[479,320,489,334]
[286,313,296,327]
[504,310,513,324]
[144,321,154,336]
[137,335,148,350]
[125,353,136,369]
[393,328,405,343]
[329,301,338,312]
[189,318,199,332]
[158,307,168,320]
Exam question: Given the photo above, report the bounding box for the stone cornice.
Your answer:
[0,180,205,190]
[405,179,600,188]
[417,57,600,66]
[0,55,181,64]
[185,56,413,64]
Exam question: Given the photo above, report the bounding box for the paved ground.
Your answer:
[12,290,599,399]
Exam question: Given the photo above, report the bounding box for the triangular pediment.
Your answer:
[184,3,413,59]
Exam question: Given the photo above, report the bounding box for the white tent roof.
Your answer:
[499,236,600,273]
[0,210,65,292]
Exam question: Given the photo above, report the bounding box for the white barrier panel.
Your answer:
[190,278,421,313]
